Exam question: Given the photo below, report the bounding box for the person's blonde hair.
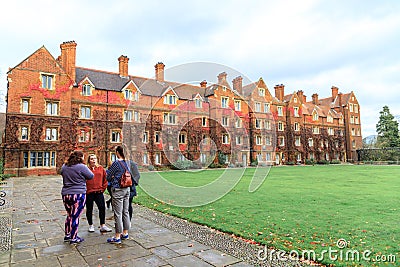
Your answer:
[87,154,99,167]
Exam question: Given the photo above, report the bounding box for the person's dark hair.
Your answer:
[115,145,125,160]
[66,151,84,166]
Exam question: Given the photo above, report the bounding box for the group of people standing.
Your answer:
[60,145,140,245]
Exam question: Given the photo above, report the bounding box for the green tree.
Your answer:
[376,106,400,147]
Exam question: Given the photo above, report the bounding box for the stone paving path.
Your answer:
[0,176,307,267]
[0,176,257,267]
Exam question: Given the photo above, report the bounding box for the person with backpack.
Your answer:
[105,145,131,244]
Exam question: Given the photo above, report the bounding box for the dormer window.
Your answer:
[124,89,132,100]
[312,111,319,121]
[195,98,202,108]
[258,88,265,96]
[164,94,177,105]
[82,84,92,96]
[327,114,333,123]
[133,91,139,101]
[41,73,54,89]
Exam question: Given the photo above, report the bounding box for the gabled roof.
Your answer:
[76,67,130,91]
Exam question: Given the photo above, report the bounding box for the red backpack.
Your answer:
[118,161,133,188]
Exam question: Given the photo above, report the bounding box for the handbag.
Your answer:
[118,161,133,188]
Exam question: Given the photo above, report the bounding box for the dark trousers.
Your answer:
[86,192,106,225]
[129,196,133,221]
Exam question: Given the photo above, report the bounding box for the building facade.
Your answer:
[3,41,362,176]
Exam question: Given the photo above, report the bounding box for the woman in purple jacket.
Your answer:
[61,151,94,244]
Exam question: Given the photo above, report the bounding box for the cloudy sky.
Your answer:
[1,0,399,137]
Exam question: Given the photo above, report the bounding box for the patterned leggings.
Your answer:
[62,194,86,239]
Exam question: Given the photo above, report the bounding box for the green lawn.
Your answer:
[133,165,400,266]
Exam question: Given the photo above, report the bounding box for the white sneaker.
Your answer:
[100,225,112,232]
[88,225,95,232]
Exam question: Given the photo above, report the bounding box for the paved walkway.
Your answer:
[0,176,257,267]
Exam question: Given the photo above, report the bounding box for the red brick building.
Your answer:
[3,41,362,176]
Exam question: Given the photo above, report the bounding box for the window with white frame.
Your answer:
[111,130,121,143]
[352,140,356,148]
[143,153,148,165]
[155,152,161,165]
[257,153,263,162]
[82,84,92,96]
[357,129,361,136]
[81,106,91,119]
[41,74,54,89]
[355,117,359,124]
[154,131,160,143]
[221,97,228,108]
[195,98,202,108]
[21,99,30,113]
[255,119,261,129]
[163,113,176,124]
[222,133,230,144]
[277,106,283,116]
[110,153,117,163]
[234,100,241,111]
[264,103,270,113]
[133,91,139,101]
[312,111,319,121]
[255,102,261,112]
[264,120,271,130]
[295,136,301,146]
[350,116,355,124]
[222,116,229,126]
[296,153,301,162]
[45,127,58,141]
[79,128,91,142]
[235,118,242,128]
[256,135,262,145]
[278,136,285,146]
[179,133,186,144]
[327,114,333,123]
[349,103,354,112]
[236,136,242,145]
[351,128,355,136]
[164,94,177,105]
[143,131,148,143]
[278,121,284,131]
[294,122,300,131]
[202,117,207,127]
[265,136,271,145]
[258,88,265,96]
[354,104,359,113]
[328,127,334,135]
[294,107,299,117]
[134,111,140,122]
[124,89,132,100]
[21,126,29,141]
[313,126,320,134]
[266,152,272,161]
[124,110,133,121]
[46,101,59,116]
[23,151,56,168]
[308,138,314,147]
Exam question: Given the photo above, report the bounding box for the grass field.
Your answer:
[133,165,400,266]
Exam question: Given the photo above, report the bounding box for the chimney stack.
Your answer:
[312,93,319,105]
[297,90,305,103]
[232,76,243,95]
[118,55,129,77]
[274,84,285,101]
[200,80,207,88]
[217,72,227,84]
[155,62,165,82]
[331,86,338,99]
[338,92,343,107]
[59,41,77,81]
